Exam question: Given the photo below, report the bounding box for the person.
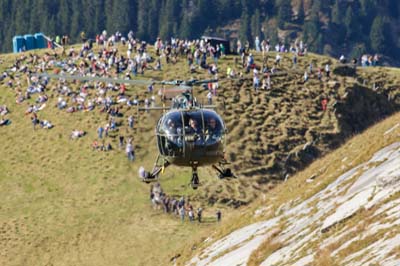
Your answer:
[188,207,194,222]
[166,119,180,151]
[205,118,221,144]
[339,55,346,64]
[197,207,203,223]
[207,91,213,105]
[97,126,104,139]
[253,75,260,91]
[188,118,202,135]
[126,142,134,161]
[216,210,222,222]
[0,117,9,126]
[275,54,281,65]
[325,64,330,78]
[71,130,85,139]
[119,135,124,149]
[304,71,308,83]
[321,98,328,111]
[128,115,134,129]
[139,166,149,180]
[317,68,322,81]
[255,36,260,52]
[31,113,39,130]
[40,120,53,129]
[179,206,185,222]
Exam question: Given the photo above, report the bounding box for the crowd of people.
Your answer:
[149,182,222,223]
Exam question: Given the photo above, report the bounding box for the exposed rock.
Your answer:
[189,142,400,266]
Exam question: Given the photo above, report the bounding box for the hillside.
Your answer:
[1,42,400,266]
[182,111,400,266]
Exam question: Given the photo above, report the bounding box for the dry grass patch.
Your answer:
[247,227,283,266]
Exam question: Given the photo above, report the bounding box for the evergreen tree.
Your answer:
[104,0,115,33]
[70,0,83,41]
[369,16,387,53]
[251,9,261,42]
[277,0,292,29]
[82,0,97,37]
[137,0,149,40]
[57,0,71,35]
[344,6,360,41]
[147,0,160,39]
[112,0,130,34]
[331,0,341,24]
[238,7,250,42]
[297,0,305,23]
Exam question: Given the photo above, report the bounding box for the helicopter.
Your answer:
[40,73,234,189]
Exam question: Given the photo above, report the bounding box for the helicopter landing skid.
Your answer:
[190,166,200,190]
[212,163,235,179]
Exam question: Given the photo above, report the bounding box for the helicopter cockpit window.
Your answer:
[203,110,225,145]
[159,112,183,156]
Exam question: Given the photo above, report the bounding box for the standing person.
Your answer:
[255,36,260,52]
[317,68,322,81]
[216,210,222,222]
[304,71,308,83]
[197,207,203,223]
[207,91,213,105]
[126,141,134,161]
[31,113,38,130]
[321,98,328,111]
[325,64,330,79]
[188,207,194,222]
[119,135,124,149]
[179,206,185,222]
[128,115,134,129]
[97,126,104,139]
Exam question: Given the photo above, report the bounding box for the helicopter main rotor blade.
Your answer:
[39,73,155,86]
[37,73,219,87]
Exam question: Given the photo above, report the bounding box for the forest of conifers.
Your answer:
[1,0,399,61]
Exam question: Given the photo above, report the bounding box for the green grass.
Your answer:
[2,43,400,266]
[0,45,230,266]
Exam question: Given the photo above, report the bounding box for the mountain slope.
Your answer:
[1,43,400,266]
[182,111,400,266]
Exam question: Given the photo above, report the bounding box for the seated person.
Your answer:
[187,118,202,135]
[165,119,183,150]
[186,118,203,144]
[71,129,85,139]
[0,118,10,126]
[205,118,221,144]
[138,166,150,179]
[0,105,9,116]
[40,120,53,129]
